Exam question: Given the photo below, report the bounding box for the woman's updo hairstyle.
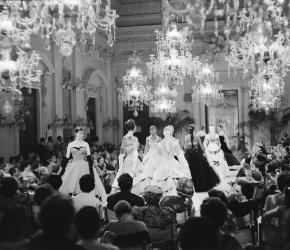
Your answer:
[150,125,157,131]
[188,124,195,134]
[75,127,83,134]
[125,119,136,132]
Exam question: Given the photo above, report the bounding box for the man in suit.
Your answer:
[107,173,144,210]
[54,136,65,157]
[37,137,49,166]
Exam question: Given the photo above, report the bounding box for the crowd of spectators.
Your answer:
[1,135,290,250]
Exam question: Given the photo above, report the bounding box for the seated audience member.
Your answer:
[46,174,63,192]
[107,174,144,210]
[0,206,29,250]
[133,185,176,230]
[236,162,263,185]
[228,182,258,218]
[33,184,54,220]
[208,189,238,233]
[75,206,118,250]
[179,217,218,250]
[73,174,102,213]
[0,177,26,213]
[200,197,243,250]
[28,194,83,250]
[105,201,149,238]
[263,186,290,226]
[264,172,290,212]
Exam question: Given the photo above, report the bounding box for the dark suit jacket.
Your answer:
[107,191,145,210]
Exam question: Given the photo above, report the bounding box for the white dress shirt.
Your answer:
[73,192,102,212]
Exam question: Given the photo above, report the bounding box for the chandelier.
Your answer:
[2,0,118,56]
[147,21,199,86]
[151,97,177,113]
[119,50,152,117]
[192,81,224,106]
[249,71,284,113]
[151,81,177,113]
[226,1,290,78]
[0,37,42,97]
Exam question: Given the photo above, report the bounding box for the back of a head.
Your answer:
[40,137,46,143]
[0,206,26,241]
[180,217,218,250]
[200,197,227,229]
[118,173,133,191]
[277,173,290,192]
[114,200,132,219]
[0,177,18,197]
[39,194,75,237]
[34,184,54,206]
[241,182,255,200]
[125,119,136,132]
[208,189,228,205]
[75,206,100,240]
[47,174,63,190]
[79,174,95,193]
[143,185,162,206]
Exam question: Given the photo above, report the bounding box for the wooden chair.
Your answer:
[150,223,177,250]
[113,231,151,250]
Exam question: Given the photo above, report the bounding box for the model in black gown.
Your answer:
[184,124,220,192]
[217,126,240,166]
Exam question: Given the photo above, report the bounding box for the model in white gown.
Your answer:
[112,120,141,191]
[59,128,107,207]
[204,125,230,180]
[151,126,192,196]
[140,125,161,179]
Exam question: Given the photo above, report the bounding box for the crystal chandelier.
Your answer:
[119,50,152,117]
[147,21,199,86]
[226,0,290,78]
[151,81,177,113]
[0,37,42,96]
[249,71,284,113]
[2,0,118,57]
[151,97,177,113]
[37,0,118,56]
[192,80,224,106]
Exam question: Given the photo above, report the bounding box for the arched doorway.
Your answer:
[83,69,108,143]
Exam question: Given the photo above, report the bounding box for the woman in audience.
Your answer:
[200,197,243,250]
[264,172,290,213]
[0,206,29,250]
[179,217,218,250]
[28,194,83,250]
[133,185,176,230]
[75,206,118,250]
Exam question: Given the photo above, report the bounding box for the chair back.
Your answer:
[113,231,150,250]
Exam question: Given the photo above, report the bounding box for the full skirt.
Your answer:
[185,148,220,192]
[206,151,230,180]
[59,160,107,206]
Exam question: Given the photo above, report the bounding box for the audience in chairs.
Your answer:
[105,200,150,249]
[200,197,243,250]
[75,206,118,250]
[107,174,144,210]
[72,174,102,213]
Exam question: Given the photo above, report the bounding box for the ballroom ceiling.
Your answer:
[112,0,162,27]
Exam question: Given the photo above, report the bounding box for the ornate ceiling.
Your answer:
[112,0,162,27]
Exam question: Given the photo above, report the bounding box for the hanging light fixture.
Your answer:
[2,0,118,56]
[147,21,200,86]
[0,36,42,97]
[119,50,152,117]
[226,0,290,78]
[192,80,224,106]
[151,81,177,113]
[249,70,284,113]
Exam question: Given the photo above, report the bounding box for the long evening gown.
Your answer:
[112,133,141,190]
[219,134,240,166]
[204,134,230,180]
[184,134,220,192]
[59,141,107,207]
[150,137,192,196]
